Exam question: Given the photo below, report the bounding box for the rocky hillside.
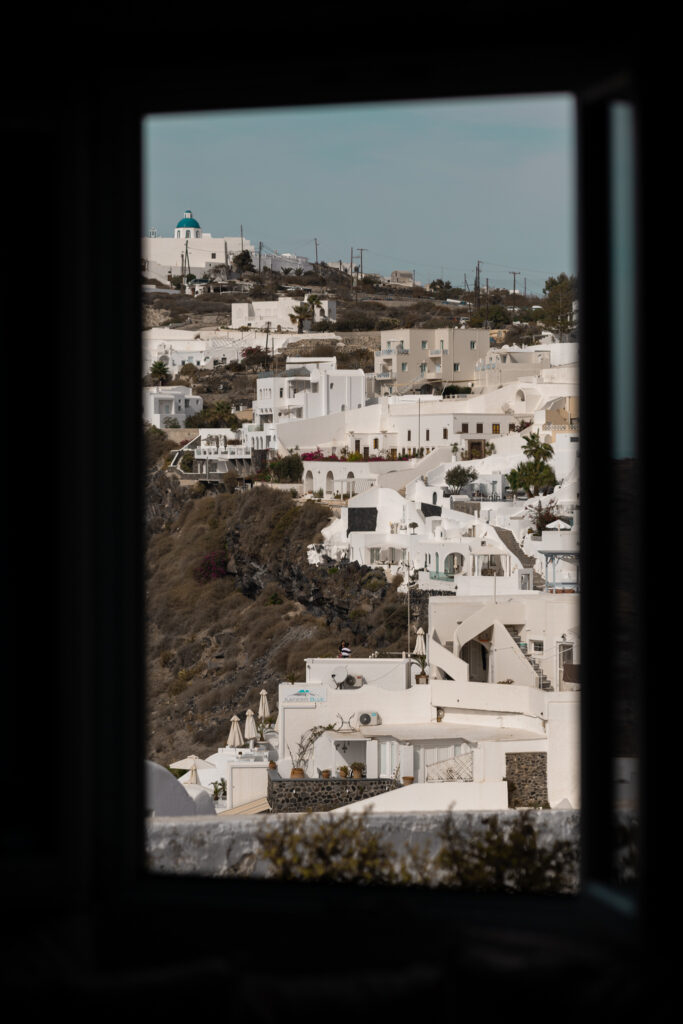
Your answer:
[145,463,411,767]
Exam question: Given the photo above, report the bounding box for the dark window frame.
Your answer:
[14,28,654,1004]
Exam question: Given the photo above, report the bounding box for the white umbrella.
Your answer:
[227,715,245,749]
[545,519,571,530]
[245,708,259,748]
[413,627,426,658]
[170,754,216,771]
[169,754,216,786]
[258,689,270,720]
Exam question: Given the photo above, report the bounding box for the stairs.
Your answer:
[506,626,553,690]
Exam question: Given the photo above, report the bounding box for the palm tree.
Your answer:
[306,293,324,326]
[522,431,554,464]
[289,303,310,334]
[150,360,170,385]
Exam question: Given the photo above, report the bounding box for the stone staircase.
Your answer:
[506,626,553,690]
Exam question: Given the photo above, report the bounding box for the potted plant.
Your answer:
[321,769,331,779]
[350,761,365,779]
[402,775,415,785]
[338,765,350,778]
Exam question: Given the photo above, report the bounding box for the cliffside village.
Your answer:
[143,213,624,821]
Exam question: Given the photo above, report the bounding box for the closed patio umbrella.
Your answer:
[413,626,426,658]
[227,715,245,749]
[258,689,270,720]
[245,708,259,748]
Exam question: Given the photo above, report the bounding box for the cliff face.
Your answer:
[145,477,408,767]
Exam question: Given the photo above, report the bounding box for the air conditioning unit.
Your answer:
[358,711,381,727]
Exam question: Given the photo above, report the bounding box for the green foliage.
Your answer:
[289,303,311,333]
[542,272,576,335]
[144,425,176,470]
[248,809,578,892]
[185,402,241,430]
[232,250,255,273]
[445,465,478,493]
[266,453,303,483]
[179,451,195,472]
[163,416,180,428]
[515,460,557,497]
[522,431,554,464]
[149,360,170,384]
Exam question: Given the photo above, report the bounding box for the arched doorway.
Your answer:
[325,470,334,495]
[444,552,463,576]
[304,470,313,493]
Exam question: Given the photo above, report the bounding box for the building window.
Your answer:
[401,362,407,372]
[532,640,544,653]
[443,428,448,439]
[373,438,379,449]
[470,340,476,349]
[279,388,283,398]
[453,362,460,371]
[426,430,430,441]
[420,363,426,376]
[407,430,412,441]
[492,423,500,434]
[330,382,334,389]
[461,423,468,433]
[422,340,427,349]
[476,423,483,433]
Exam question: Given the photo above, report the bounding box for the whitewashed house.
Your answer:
[143,385,203,428]
[276,592,580,811]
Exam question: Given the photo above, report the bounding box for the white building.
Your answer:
[276,592,579,811]
[142,385,203,428]
[142,210,313,283]
[253,356,366,429]
[232,294,336,332]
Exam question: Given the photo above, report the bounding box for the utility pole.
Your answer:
[314,237,319,270]
[358,247,366,283]
[240,224,244,253]
[485,278,489,329]
[509,271,519,318]
[258,241,262,275]
[224,241,229,278]
[474,260,481,311]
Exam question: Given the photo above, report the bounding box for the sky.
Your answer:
[143,94,575,296]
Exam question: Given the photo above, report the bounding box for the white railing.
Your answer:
[426,753,473,782]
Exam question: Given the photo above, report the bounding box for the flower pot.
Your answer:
[268,760,277,770]
[352,768,363,779]
[290,767,305,778]
[415,673,428,685]
[321,770,331,779]
[402,776,414,785]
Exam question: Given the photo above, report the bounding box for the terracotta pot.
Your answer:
[268,760,277,770]
[321,770,331,779]
[402,776,415,785]
[352,768,363,779]
[290,767,305,778]
[415,673,428,685]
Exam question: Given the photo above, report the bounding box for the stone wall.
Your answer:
[268,776,400,813]
[505,752,548,808]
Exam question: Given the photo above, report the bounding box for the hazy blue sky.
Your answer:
[143,94,575,295]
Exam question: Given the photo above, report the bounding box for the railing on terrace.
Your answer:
[428,571,456,581]
[376,372,394,379]
[426,753,473,783]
